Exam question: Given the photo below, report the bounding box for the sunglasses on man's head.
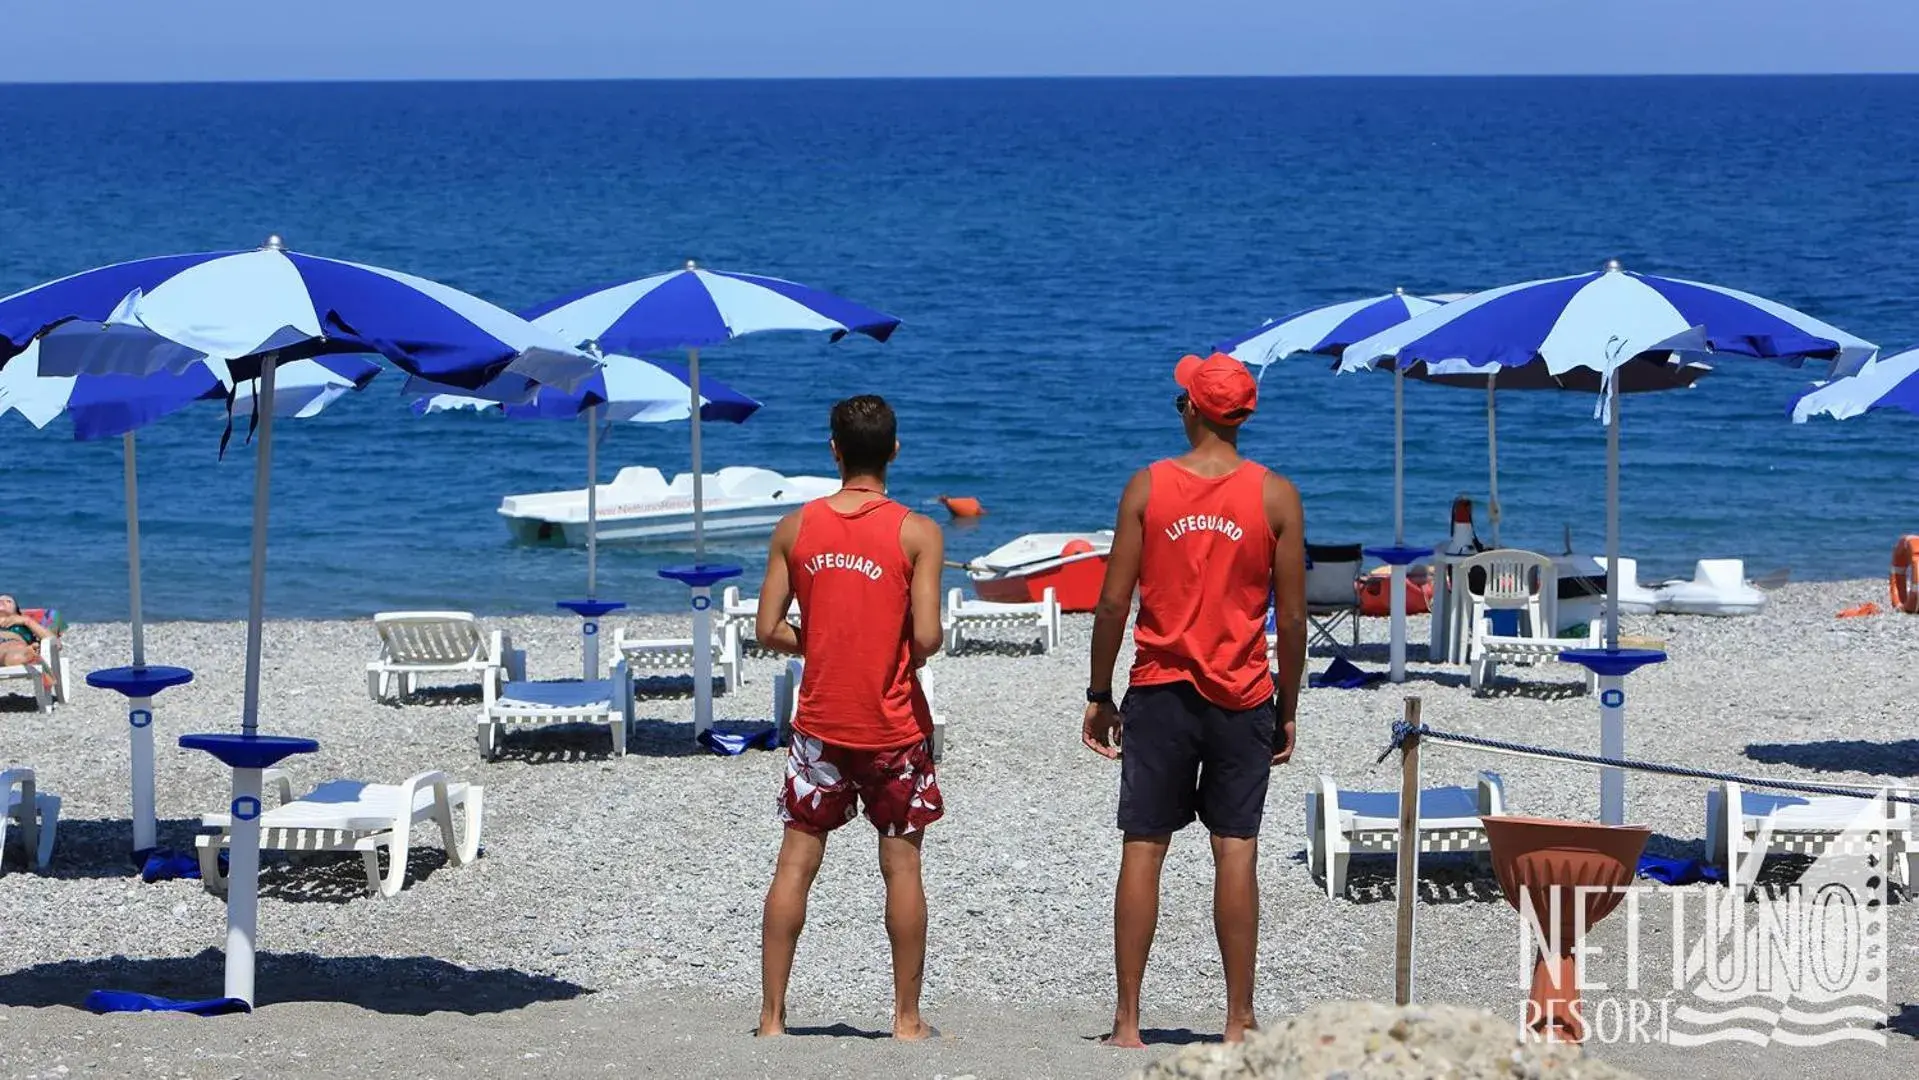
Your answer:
[1173,392,1190,416]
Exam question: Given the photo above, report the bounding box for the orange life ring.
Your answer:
[1890,536,1919,613]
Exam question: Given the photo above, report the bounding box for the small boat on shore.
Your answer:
[499,466,839,547]
[962,531,1113,611]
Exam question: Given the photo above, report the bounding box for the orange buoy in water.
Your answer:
[940,495,985,518]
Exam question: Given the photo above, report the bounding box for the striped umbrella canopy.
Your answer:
[1,238,590,392]
[525,262,898,740]
[0,340,380,860]
[0,236,596,1010]
[407,354,761,618]
[1218,289,1446,368]
[1340,260,1875,827]
[1790,347,1919,422]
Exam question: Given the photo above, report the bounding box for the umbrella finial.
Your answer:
[1605,258,1623,272]
[1393,285,1406,295]
[685,259,698,272]
[263,235,286,252]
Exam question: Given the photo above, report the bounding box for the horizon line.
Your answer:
[5,70,1919,88]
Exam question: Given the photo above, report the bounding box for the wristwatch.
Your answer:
[1086,688,1114,704]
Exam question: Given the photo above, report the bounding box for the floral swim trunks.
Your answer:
[778,733,943,836]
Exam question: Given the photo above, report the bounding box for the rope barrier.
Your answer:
[1376,720,1919,807]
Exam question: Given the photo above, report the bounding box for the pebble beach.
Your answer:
[4,579,1918,1078]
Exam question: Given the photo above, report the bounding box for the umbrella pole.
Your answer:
[1599,380,1625,826]
[1389,367,1408,682]
[123,433,156,854]
[1487,377,1500,549]
[227,355,279,1005]
[586,404,598,601]
[687,346,714,736]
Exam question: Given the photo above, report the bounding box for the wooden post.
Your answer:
[1393,697,1423,1006]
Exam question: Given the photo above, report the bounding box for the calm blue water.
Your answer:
[3,76,1918,622]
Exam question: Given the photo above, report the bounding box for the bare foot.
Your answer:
[893,1018,940,1042]
[755,1010,786,1037]
[1223,1019,1260,1044]
[1100,1028,1148,1049]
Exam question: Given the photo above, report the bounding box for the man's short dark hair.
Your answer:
[830,395,897,474]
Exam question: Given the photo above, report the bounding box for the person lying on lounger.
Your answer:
[0,596,51,667]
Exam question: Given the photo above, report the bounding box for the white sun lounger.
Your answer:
[196,768,483,899]
[366,611,526,703]
[0,632,69,713]
[942,587,1061,655]
[1306,772,1506,899]
[478,662,637,759]
[1706,780,1915,892]
[719,586,801,659]
[609,623,742,695]
[2,768,58,871]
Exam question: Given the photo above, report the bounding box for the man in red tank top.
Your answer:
[1082,353,1308,1048]
[750,395,947,1041]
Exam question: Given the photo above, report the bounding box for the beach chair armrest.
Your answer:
[0,767,34,797]
[263,768,296,806]
[1476,771,1506,816]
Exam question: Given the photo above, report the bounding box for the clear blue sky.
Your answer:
[6,0,1914,81]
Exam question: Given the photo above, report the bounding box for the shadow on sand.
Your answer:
[17,818,202,880]
[1744,739,1919,777]
[0,949,590,1014]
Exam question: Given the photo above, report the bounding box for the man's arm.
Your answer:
[1083,469,1150,759]
[902,512,946,662]
[1266,472,1306,764]
[756,512,804,656]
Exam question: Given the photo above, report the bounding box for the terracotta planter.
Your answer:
[1482,815,1651,1042]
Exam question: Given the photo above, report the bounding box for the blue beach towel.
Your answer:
[138,848,223,883]
[1309,656,1384,690]
[698,724,781,756]
[84,990,251,1016]
[1636,852,1727,886]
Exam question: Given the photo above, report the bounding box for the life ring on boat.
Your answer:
[1891,536,1919,613]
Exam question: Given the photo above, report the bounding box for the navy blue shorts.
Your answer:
[1117,681,1276,839]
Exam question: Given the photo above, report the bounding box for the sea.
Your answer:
[2,76,1917,623]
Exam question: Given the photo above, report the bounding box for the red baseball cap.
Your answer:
[1175,352,1258,426]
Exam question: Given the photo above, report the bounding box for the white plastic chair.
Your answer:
[718,586,800,660]
[0,630,69,713]
[1706,780,1915,892]
[942,587,1061,654]
[366,612,526,703]
[196,768,483,899]
[1457,550,1597,694]
[609,623,742,695]
[1304,543,1364,655]
[1305,772,1505,899]
[2,768,58,871]
[478,661,637,759]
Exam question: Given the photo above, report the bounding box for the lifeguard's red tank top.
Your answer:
[1130,460,1277,710]
[788,496,931,750]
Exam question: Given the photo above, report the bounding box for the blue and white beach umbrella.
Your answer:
[0,343,379,858]
[1790,347,1919,422]
[0,237,596,1009]
[1,239,590,392]
[1217,289,1449,683]
[410,354,761,678]
[526,262,899,738]
[1341,260,1874,826]
[1218,289,1445,369]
